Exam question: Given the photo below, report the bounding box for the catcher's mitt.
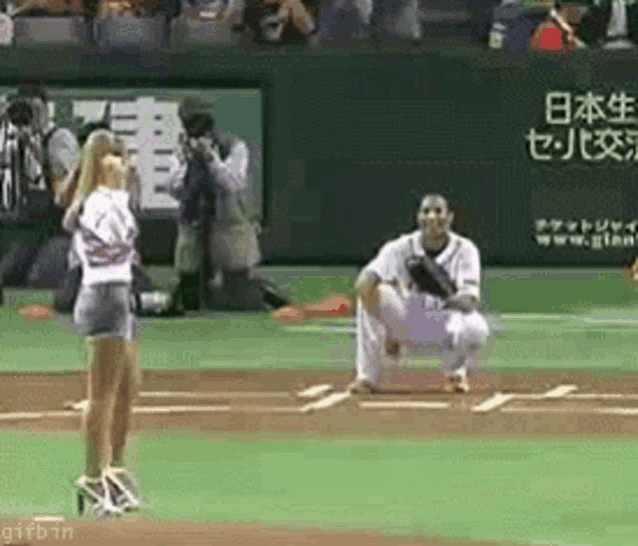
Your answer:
[405,255,457,299]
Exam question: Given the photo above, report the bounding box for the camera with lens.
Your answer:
[0,94,52,221]
[182,112,215,139]
[6,97,36,128]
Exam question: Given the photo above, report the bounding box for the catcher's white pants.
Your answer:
[355,284,491,387]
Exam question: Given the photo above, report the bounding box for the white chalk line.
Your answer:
[300,392,351,413]
[3,382,638,422]
[471,393,516,413]
[32,516,65,522]
[360,401,449,410]
[502,407,638,416]
[141,391,295,400]
[540,385,579,399]
[515,392,638,400]
[0,411,76,421]
[132,406,231,414]
[297,384,334,399]
[471,384,578,413]
[0,407,234,421]
[64,386,335,411]
[566,393,638,400]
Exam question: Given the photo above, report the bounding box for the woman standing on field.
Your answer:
[62,130,143,519]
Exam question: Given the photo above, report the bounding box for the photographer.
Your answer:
[168,96,290,311]
[0,83,80,288]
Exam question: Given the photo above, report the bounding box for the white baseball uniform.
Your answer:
[355,229,490,387]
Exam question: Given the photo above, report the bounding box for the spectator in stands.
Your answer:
[481,0,583,59]
[578,0,638,48]
[239,0,320,45]
[12,0,82,16]
[529,4,584,55]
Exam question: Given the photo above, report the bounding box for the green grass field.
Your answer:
[2,268,638,545]
[2,305,638,373]
[2,432,637,546]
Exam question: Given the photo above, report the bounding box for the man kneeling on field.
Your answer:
[272,194,492,394]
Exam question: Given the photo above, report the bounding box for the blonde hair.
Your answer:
[62,129,122,232]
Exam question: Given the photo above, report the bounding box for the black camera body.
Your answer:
[182,112,215,139]
[0,96,54,223]
[6,98,36,128]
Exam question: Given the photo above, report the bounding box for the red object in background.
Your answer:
[540,27,562,49]
[18,304,54,323]
[271,294,353,325]
[530,21,574,55]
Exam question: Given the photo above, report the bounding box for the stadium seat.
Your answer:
[13,16,89,47]
[312,0,372,47]
[170,1,244,49]
[92,13,169,52]
[370,0,422,43]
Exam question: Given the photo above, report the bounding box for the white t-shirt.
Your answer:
[362,230,481,310]
[73,188,139,286]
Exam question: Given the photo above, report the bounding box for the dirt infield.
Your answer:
[1,368,638,436]
[0,519,527,546]
[1,368,637,546]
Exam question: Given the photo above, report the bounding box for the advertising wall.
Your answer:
[0,51,634,267]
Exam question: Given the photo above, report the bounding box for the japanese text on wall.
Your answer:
[526,91,638,162]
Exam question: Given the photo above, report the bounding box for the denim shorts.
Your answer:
[73,282,140,341]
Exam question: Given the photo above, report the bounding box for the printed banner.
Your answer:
[534,218,638,250]
[526,91,638,162]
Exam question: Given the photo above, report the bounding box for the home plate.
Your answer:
[296,384,333,399]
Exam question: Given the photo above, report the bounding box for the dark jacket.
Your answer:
[173,156,219,225]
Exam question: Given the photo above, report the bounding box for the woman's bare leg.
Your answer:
[83,338,127,478]
[110,341,141,468]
